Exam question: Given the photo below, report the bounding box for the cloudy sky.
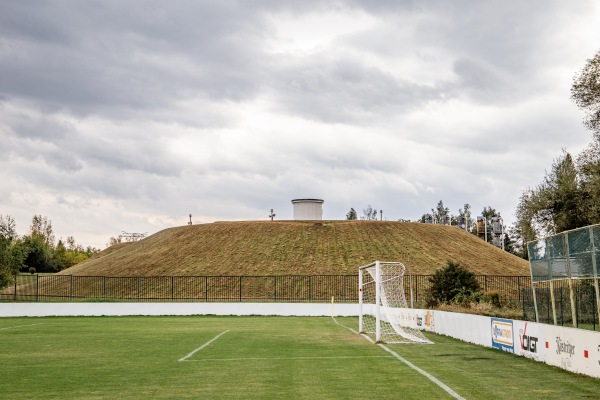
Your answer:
[1,1,600,248]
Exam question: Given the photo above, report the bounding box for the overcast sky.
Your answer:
[1,1,600,248]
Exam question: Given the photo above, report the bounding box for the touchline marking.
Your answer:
[331,317,464,399]
[0,323,43,331]
[331,316,375,343]
[378,344,466,400]
[178,330,230,362]
[331,316,358,334]
[184,355,394,362]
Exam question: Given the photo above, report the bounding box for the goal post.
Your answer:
[359,261,432,344]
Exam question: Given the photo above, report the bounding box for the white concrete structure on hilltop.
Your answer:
[291,198,324,220]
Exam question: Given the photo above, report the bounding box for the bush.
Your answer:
[427,260,481,307]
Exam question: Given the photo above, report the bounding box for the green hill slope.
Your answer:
[61,221,529,276]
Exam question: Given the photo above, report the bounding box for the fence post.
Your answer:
[588,226,600,327]
[137,276,141,302]
[69,275,73,302]
[239,276,242,302]
[36,274,39,302]
[14,273,17,301]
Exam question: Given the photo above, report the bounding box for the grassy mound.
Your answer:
[61,221,529,276]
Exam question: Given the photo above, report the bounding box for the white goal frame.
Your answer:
[359,261,432,344]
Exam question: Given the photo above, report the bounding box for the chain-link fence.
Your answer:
[527,225,600,330]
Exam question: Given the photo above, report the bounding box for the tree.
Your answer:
[361,205,378,220]
[0,215,24,289]
[432,200,450,224]
[346,208,357,220]
[427,260,481,306]
[107,236,123,247]
[456,203,472,230]
[30,215,54,246]
[572,49,600,138]
[514,151,587,243]
[18,235,52,272]
[576,140,600,224]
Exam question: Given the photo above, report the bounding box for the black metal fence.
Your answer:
[1,274,530,305]
[522,280,600,330]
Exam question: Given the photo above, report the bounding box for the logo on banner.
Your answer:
[555,337,575,357]
[491,318,514,353]
[519,323,538,353]
[425,311,433,328]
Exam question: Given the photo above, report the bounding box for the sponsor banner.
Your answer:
[415,309,435,332]
[411,309,600,378]
[544,324,600,379]
[513,320,545,362]
[491,318,514,353]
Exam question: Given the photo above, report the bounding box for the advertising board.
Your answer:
[513,321,544,362]
[544,324,600,378]
[491,318,514,353]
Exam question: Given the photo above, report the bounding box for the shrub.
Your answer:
[483,291,502,308]
[427,260,481,307]
[28,267,36,275]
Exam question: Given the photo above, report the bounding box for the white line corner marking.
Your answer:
[178,330,230,362]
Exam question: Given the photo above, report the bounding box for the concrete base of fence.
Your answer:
[0,302,359,318]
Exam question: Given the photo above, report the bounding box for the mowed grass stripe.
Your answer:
[0,316,597,400]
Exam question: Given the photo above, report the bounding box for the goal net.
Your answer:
[359,261,432,344]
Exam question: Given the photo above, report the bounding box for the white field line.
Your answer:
[0,323,43,331]
[178,330,230,362]
[331,316,375,343]
[331,317,465,400]
[378,345,466,400]
[184,355,394,362]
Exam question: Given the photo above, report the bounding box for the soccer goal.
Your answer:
[359,261,432,344]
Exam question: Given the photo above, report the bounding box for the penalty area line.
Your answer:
[178,330,230,362]
[184,355,394,362]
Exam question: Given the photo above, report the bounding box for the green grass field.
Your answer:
[0,316,598,399]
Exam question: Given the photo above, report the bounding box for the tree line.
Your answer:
[0,214,99,288]
[512,49,600,257]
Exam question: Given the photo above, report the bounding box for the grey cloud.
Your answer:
[0,1,273,120]
[271,58,453,123]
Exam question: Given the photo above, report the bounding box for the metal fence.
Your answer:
[522,279,600,330]
[527,224,600,329]
[1,274,530,306]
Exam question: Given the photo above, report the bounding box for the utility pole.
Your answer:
[188,214,192,225]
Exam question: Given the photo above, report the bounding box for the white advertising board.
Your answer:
[543,324,600,378]
[512,320,545,362]
[411,309,600,379]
